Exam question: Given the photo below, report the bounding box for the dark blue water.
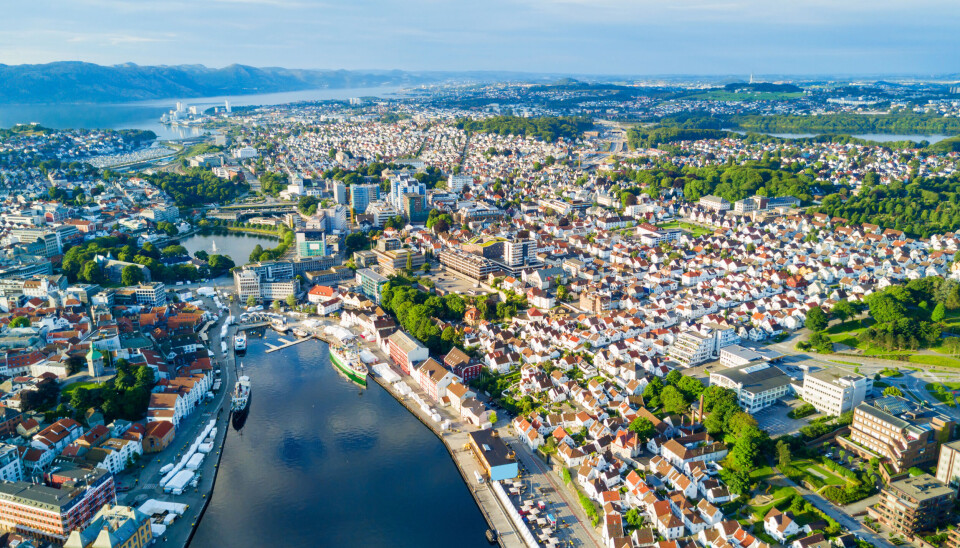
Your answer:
[190,330,490,547]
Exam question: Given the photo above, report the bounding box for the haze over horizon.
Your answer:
[2,0,958,76]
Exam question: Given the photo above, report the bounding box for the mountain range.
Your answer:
[0,62,455,104]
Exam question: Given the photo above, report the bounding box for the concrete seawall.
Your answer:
[368,368,525,548]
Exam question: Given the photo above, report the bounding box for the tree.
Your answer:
[405,253,414,273]
[661,385,688,415]
[883,386,904,397]
[249,244,264,263]
[556,284,570,302]
[286,294,297,308]
[489,411,498,425]
[271,300,282,310]
[665,369,682,386]
[777,439,792,468]
[624,508,645,529]
[832,300,855,322]
[628,417,656,443]
[677,376,705,401]
[194,250,210,262]
[726,412,759,441]
[806,306,828,332]
[208,254,235,274]
[9,316,30,328]
[120,265,144,286]
[246,295,257,307]
[643,377,664,407]
[932,302,946,323]
[161,244,187,258]
[81,261,104,284]
[729,429,762,470]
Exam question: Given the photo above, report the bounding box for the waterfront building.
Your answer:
[801,370,872,416]
[871,473,954,536]
[708,363,791,413]
[143,421,174,453]
[467,429,518,482]
[387,331,429,375]
[0,467,115,543]
[140,205,179,224]
[64,504,153,548]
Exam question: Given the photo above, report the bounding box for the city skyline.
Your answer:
[1,0,958,75]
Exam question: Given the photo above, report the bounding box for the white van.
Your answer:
[474,470,484,484]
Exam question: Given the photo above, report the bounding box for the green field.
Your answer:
[908,354,960,368]
[61,381,99,398]
[783,458,847,488]
[924,382,960,403]
[657,220,712,237]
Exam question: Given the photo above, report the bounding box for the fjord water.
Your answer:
[190,330,489,547]
[0,86,403,139]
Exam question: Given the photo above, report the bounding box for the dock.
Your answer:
[264,334,316,353]
[368,366,525,548]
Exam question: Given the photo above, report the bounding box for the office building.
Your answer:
[350,184,380,216]
[802,370,872,416]
[698,195,731,212]
[356,268,388,304]
[140,205,179,224]
[374,247,425,277]
[402,193,429,223]
[65,504,153,548]
[234,265,300,302]
[295,229,328,259]
[843,397,955,473]
[134,282,166,307]
[447,174,473,193]
[333,182,348,205]
[0,467,115,543]
[709,362,792,413]
[871,474,954,536]
[439,250,499,280]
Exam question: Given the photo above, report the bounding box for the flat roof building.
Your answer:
[468,429,518,482]
[872,473,954,536]
[802,370,872,417]
[709,362,792,413]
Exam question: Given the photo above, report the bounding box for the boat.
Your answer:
[329,342,368,386]
[234,333,247,354]
[231,375,251,416]
[292,328,309,338]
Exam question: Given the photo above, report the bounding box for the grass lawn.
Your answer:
[924,382,960,403]
[61,381,100,398]
[656,220,713,237]
[747,485,799,520]
[750,466,774,482]
[908,354,960,368]
[784,458,847,488]
[829,359,860,366]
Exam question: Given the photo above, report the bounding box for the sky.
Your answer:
[1,0,958,76]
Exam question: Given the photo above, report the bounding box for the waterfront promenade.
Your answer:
[116,294,238,547]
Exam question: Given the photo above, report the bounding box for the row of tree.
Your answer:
[455,115,593,143]
[145,168,248,207]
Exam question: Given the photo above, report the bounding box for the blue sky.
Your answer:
[1,0,957,75]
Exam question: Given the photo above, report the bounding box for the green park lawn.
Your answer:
[908,354,960,368]
[783,458,847,488]
[924,382,960,403]
[656,220,713,237]
[61,381,99,399]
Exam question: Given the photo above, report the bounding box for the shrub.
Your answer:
[788,403,816,419]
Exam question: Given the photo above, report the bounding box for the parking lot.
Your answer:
[430,268,495,297]
[754,399,817,437]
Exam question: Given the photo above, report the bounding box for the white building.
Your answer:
[802,370,872,416]
[93,438,143,475]
[233,146,259,159]
[709,363,792,413]
[0,444,23,483]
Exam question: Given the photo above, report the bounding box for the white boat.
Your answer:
[234,333,247,353]
[232,375,251,414]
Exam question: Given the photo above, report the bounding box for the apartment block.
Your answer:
[871,473,954,536]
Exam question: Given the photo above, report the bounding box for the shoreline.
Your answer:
[366,364,525,548]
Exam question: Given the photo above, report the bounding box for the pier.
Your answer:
[264,334,316,353]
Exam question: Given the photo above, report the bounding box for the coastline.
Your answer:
[366,364,526,548]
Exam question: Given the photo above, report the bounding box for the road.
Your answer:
[771,471,895,548]
[116,292,239,547]
[498,430,604,548]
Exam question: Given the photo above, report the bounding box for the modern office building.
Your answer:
[843,397,955,473]
[503,238,537,268]
[447,174,473,193]
[65,504,153,548]
[402,193,429,223]
[356,268,388,303]
[295,229,328,259]
[708,362,792,413]
[134,282,167,307]
[438,250,499,280]
[871,473,954,536]
[374,247,425,276]
[350,184,380,216]
[333,182,348,205]
[802,370,872,416]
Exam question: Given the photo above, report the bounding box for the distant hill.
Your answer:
[0,62,446,104]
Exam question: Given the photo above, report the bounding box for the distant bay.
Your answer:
[0,86,404,140]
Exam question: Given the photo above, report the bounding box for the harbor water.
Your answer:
[190,329,490,547]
